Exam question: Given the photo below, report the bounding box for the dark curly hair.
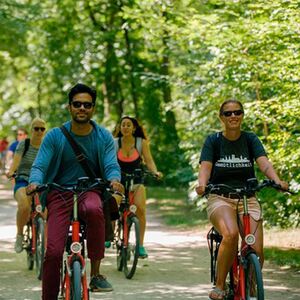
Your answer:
[113,116,147,139]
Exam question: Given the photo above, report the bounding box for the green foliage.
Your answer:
[264,247,300,269]
[147,187,208,228]
[0,0,299,227]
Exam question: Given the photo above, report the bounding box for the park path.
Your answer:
[0,177,299,300]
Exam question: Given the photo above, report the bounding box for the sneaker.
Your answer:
[89,274,113,292]
[14,234,23,253]
[139,246,148,258]
[105,241,111,248]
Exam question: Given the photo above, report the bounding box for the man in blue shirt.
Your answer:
[27,83,123,300]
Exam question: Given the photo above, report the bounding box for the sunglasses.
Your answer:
[71,101,94,109]
[222,110,244,117]
[33,127,46,132]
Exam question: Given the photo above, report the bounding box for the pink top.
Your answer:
[117,149,140,162]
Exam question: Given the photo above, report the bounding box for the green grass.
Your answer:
[147,186,208,228]
[264,247,300,269]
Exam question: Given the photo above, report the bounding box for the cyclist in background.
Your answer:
[5,128,28,174]
[113,116,162,258]
[0,136,9,173]
[195,99,288,300]
[27,83,123,300]
[6,118,46,253]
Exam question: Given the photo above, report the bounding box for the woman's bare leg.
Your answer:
[210,206,239,292]
[133,185,146,245]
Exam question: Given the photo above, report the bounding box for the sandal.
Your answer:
[209,287,226,300]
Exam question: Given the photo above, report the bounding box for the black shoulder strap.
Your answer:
[60,126,96,179]
[245,132,254,161]
[212,132,222,164]
[118,137,122,149]
[22,138,31,157]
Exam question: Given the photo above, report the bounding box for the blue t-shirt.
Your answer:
[8,140,19,153]
[54,129,101,186]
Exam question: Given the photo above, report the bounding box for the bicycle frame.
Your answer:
[29,194,44,255]
[231,194,255,300]
[24,192,46,279]
[122,176,137,249]
[61,193,89,300]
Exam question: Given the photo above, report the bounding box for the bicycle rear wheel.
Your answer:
[71,260,82,300]
[245,252,264,300]
[35,217,45,280]
[123,216,140,279]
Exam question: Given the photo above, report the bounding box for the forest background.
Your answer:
[0,0,299,228]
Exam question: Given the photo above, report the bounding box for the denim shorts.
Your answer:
[14,178,28,195]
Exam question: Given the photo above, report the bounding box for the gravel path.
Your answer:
[0,178,299,300]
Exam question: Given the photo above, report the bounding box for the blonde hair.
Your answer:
[31,117,46,129]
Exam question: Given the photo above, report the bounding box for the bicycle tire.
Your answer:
[245,252,264,300]
[71,260,82,300]
[123,216,140,279]
[24,224,34,270]
[115,219,124,271]
[35,217,45,280]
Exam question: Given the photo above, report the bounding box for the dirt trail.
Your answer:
[0,178,299,300]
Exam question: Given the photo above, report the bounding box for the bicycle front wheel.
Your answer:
[115,219,124,272]
[35,217,45,280]
[245,252,264,300]
[71,260,82,300]
[123,216,140,279]
[24,223,34,270]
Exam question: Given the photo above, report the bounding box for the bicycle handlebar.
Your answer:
[204,179,294,197]
[30,177,113,195]
[121,168,161,181]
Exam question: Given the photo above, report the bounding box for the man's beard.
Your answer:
[73,114,90,124]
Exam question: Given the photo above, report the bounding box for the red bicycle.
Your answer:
[35,177,111,300]
[114,169,141,279]
[23,192,46,280]
[206,179,292,300]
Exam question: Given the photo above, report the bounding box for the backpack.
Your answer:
[22,138,30,158]
[114,137,143,156]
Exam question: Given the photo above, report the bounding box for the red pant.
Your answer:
[42,190,105,300]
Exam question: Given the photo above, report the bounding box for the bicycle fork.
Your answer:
[64,194,89,300]
[235,195,255,300]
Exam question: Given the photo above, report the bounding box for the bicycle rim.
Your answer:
[35,217,45,280]
[71,260,82,300]
[115,219,124,271]
[123,216,140,279]
[245,253,264,300]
